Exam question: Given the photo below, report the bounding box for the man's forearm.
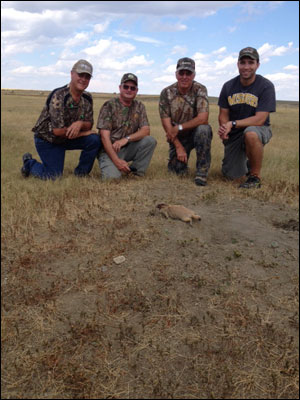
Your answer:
[179,112,209,131]
[53,121,93,137]
[127,125,150,141]
[80,121,93,131]
[234,113,269,128]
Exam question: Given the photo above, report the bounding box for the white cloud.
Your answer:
[11,63,67,77]
[214,55,236,70]
[171,45,188,55]
[1,7,84,57]
[11,66,35,74]
[64,32,91,48]
[116,31,163,45]
[258,42,295,63]
[93,21,110,34]
[265,72,294,81]
[149,21,187,32]
[212,47,227,55]
[283,64,299,71]
[83,39,135,58]
[82,38,154,74]
[265,71,299,100]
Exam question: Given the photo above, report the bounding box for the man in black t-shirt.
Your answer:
[218,47,276,188]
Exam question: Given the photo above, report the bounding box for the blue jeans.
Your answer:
[25,134,101,180]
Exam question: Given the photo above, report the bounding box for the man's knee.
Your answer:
[140,135,157,149]
[87,133,102,148]
[245,130,258,138]
[193,125,213,149]
[194,125,212,140]
[244,126,272,146]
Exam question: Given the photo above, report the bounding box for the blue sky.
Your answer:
[1,1,299,100]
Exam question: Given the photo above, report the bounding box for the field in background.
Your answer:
[1,90,299,399]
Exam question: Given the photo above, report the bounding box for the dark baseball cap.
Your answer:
[120,73,138,85]
[238,47,259,61]
[72,59,93,76]
[176,57,195,72]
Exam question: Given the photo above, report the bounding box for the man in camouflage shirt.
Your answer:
[97,73,156,179]
[159,57,213,186]
[21,60,101,180]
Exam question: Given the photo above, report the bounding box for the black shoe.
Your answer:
[239,175,261,189]
[195,176,207,186]
[21,153,32,177]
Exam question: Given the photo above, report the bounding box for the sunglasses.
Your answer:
[178,70,193,76]
[123,84,137,91]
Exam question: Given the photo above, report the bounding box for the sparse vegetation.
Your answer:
[1,90,299,399]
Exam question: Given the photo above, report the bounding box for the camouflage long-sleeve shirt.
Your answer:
[32,84,94,144]
[97,98,149,143]
[159,81,209,128]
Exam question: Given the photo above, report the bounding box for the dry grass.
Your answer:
[1,90,299,399]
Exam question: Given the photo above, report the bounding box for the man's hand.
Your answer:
[115,158,131,173]
[166,125,179,143]
[175,143,188,164]
[218,121,233,140]
[112,137,128,153]
[65,121,84,139]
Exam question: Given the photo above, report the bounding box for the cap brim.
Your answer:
[238,53,257,60]
[176,66,195,72]
[74,69,92,76]
[121,79,137,85]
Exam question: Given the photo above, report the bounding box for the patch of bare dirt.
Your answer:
[2,179,299,399]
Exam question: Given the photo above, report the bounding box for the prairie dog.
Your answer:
[157,203,201,225]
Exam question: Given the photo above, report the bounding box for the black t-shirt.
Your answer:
[218,74,276,126]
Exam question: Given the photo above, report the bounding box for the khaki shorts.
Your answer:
[222,126,272,179]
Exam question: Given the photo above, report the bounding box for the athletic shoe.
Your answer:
[239,175,261,189]
[21,153,32,178]
[195,176,207,186]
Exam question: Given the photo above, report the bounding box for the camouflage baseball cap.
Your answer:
[238,47,259,61]
[176,57,195,72]
[72,59,93,76]
[121,73,138,85]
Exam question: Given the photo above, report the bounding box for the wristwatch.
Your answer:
[232,121,237,129]
[178,124,183,131]
[125,136,131,142]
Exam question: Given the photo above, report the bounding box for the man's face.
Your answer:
[237,57,259,81]
[119,80,138,101]
[71,71,91,91]
[176,69,195,91]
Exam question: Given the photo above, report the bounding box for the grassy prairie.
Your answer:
[2,89,299,195]
[1,89,299,399]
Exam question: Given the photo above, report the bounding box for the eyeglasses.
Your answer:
[178,70,193,76]
[123,84,137,91]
